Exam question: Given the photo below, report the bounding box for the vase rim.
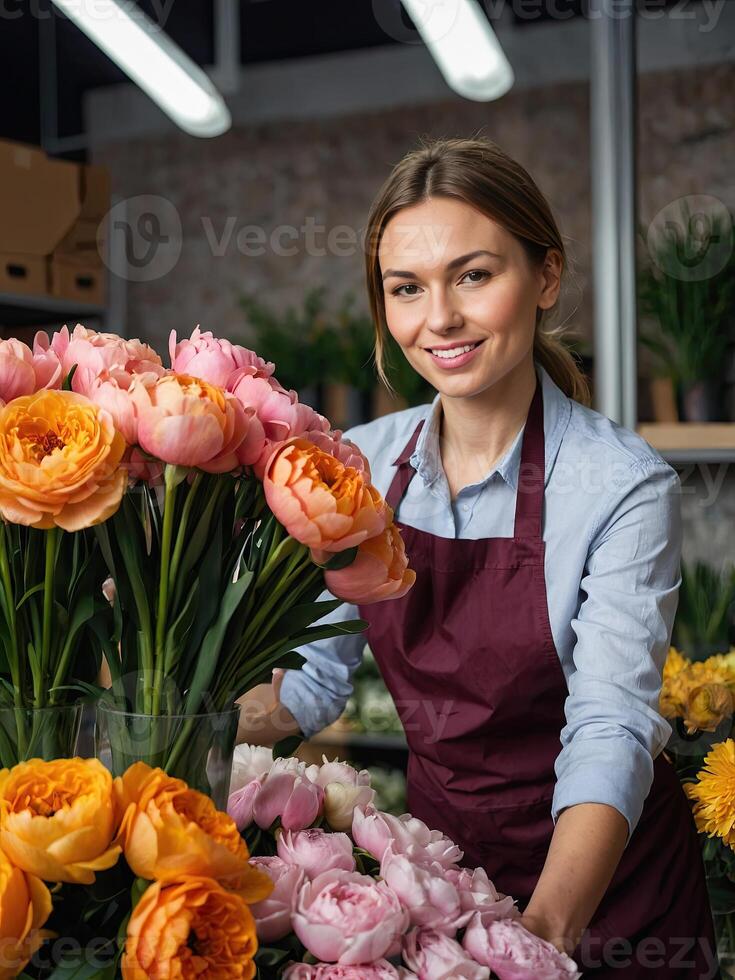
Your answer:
[95,700,240,720]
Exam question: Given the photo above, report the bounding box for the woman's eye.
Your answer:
[392,283,421,297]
[460,269,491,284]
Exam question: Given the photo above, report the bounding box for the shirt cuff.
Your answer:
[279,668,346,741]
[551,736,656,846]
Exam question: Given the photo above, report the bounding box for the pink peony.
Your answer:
[277,827,356,879]
[444,867,520,924]
[231,743,275,793]
[251,760,324,832]
[0,338,57,403]
[380,846,464,935]
[248,855,304,943]
[169,326,275,388]
[129,372,266,472]
[315,758,375,832]
[282,963,407,979]
[352,805,463,867]
[43,324,163,395]
[292,868,409,965]
[227,776,263,831]
[462,914,581,980]
[403,928,490,979]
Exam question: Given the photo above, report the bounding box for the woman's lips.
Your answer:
[425,339,485,370]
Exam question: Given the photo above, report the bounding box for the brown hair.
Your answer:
[364,135,591,406]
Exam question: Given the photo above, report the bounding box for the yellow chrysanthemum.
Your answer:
[659,655,735,734]
[663,646,689,682]
[684,739,735,847]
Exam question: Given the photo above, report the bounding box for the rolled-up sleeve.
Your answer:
[279,589,367,740]
[550,459,681,845]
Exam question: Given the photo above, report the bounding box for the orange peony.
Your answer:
[130,373,265,473]
[325,521,416,604]
[0,389,127,531]
[0,846,52,979]
[114,762,272,897]
[122,876,258,980]
[0,758,120,885]
[263,437,389,555]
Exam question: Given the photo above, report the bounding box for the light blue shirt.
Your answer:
[280,362,681,843]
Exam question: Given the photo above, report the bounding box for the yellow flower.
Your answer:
[663,646,689,681]
[0,389,127,530]
[0,846,52,979]
[0,758,121,884]
[121,877,258,980]
[685,739,735,847]
[684,683,734,734]
[114,762,272,898]
[659,656,735,734]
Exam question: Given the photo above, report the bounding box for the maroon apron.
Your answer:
[358,377,719,978]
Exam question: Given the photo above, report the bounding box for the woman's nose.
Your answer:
[425,289,462,333]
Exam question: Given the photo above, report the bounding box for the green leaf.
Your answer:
[163,579,199,674]
[61,363,78,391]
[14,581,44,611]
[272,734,303,759]
[183,571,254,714]
[318,547,358,571]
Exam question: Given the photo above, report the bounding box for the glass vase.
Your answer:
[0,704,83,766]
[94,700,240,809]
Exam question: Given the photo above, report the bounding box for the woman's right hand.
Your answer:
[235,669,302,748]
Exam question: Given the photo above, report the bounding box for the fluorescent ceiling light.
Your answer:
[50,0,231,137]
[401,0,514,101]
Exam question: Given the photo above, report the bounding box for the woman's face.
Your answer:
[379,196,561,400]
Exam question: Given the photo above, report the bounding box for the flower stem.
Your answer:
[40,528,57,707]
[0,523,21,706]
[152,470,179,715]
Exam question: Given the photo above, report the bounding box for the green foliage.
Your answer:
[238,287,434,408]
[637,202,735,387]
[672,560,735,660]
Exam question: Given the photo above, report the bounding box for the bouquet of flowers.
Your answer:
[0,754,272,979]
[0,324,415,797]
[227,745,582,979]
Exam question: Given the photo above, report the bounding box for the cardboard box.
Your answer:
[0,140,80,255]
[49,255,105,306]
[54,218,106,265]
[80,164,111,221]
[0,252,49,297]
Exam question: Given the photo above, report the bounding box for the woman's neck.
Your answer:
[438,356,539,498]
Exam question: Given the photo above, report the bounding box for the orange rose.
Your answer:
[122,877,258,980]
[114,762,272,898]
[325,522,416,604]
[0,846,52,980]
[0,758,120,884]
[0,389,127,530]
[264,437,389,555]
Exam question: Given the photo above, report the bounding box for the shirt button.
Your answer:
[461,503,470,512]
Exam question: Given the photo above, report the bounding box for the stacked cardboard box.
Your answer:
[0,139,110,307]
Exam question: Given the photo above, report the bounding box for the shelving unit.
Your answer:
[0,292,106,330]
[637,423,735,464]
[306,726,408,769]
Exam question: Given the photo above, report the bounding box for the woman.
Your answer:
[238,137,718,978]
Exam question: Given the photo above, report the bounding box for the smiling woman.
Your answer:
[240,135,719,977]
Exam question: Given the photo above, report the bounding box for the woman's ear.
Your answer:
[537,248,563,311]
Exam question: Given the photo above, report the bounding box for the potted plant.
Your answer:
[638,201,735,422]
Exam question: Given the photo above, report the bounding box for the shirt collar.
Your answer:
[407,361,572,492]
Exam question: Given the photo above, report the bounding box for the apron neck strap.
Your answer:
[385,377,546,539]
[513,376,545,540]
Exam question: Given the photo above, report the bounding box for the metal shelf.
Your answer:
[0,292,106,329]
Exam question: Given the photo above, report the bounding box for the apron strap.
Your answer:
[386,418,424,511]
[384,377,546,540]
[513,377,545,540]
